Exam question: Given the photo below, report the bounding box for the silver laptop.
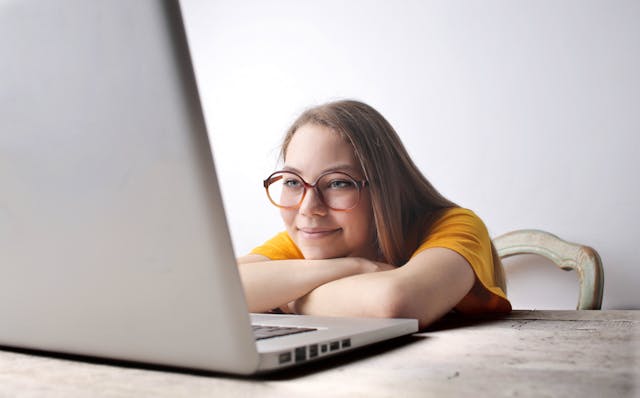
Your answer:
[0,0,417,375]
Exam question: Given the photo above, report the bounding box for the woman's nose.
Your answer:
[298,187,327,216]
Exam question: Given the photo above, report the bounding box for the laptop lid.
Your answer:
[0,0,261,374]
[1,0,419,375]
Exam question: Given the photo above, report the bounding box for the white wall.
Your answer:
[181,0,640,310]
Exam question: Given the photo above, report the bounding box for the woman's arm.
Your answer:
[291,248,475,329]
[237,254,392,313]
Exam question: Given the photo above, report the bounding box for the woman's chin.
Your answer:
[300,247,345,260]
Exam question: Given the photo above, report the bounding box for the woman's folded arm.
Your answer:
[237,254,393,313]
[291,248,476,329]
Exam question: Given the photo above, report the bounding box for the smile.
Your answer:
[297,227,341,240]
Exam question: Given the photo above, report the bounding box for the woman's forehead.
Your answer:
[284,123,361,177]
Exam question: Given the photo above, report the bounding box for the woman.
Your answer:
[238,100,511,329]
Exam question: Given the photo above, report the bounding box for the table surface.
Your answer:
[1,310,638,397]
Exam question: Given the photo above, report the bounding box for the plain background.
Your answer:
[181,0,639,310]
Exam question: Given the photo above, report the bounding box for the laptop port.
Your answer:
[278,352,292,364]
[309,344,318,358]
[321,344,328,353]
[329,341,340,351]
[341,338,351,348]
[294,346,306,363]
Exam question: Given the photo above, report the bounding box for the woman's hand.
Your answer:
[270,259,395,315]
[236,254,394,313]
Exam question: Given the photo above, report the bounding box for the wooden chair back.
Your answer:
[493,229,604,310]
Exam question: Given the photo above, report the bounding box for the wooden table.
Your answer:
[1,310,638,397]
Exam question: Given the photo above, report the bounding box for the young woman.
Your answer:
[238,100,511,329]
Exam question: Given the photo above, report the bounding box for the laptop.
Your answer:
[0,0,418,375]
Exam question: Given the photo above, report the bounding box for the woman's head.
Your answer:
[273,123,377,260]
[277,99,455,265]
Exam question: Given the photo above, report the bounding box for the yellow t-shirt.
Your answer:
[250,207,511,315]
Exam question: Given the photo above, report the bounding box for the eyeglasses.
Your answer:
[263,170,368,211]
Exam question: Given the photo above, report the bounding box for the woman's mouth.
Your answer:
[297,227,341,239]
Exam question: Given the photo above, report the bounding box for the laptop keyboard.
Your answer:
[252,324,317,340]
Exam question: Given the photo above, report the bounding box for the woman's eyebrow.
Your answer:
[323,165,361,175]
[281,165,301,173]
[282,164,361,175]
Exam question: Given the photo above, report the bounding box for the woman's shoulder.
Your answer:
[437,206,480,219]
[430,207,488,232]
[413,207,511,314]
[413,206,491,254]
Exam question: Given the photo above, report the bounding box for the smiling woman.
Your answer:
[237,100,511,328]
[274,123,376,260]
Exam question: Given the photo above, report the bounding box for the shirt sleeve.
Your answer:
[413,208,511,314]
[249,232,304,260]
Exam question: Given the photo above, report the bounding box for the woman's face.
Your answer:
[280,123,376,260]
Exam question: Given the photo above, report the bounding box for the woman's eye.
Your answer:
[328,180,355,189]
[283,179,302,188]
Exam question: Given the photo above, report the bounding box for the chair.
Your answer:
[493,229,604,310]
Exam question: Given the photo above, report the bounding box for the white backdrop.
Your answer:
[181,0,639,310]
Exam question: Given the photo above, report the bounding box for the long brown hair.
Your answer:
[280,100,506,291]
